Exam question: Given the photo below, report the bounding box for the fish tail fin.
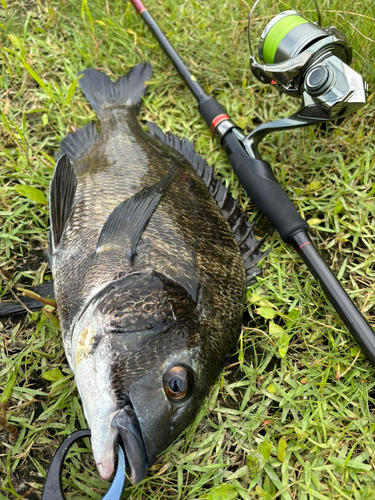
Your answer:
[78,63,152,113]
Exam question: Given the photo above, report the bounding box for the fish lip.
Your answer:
[111,403,148,484]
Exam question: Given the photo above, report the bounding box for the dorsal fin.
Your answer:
[147,122,270,284]
[96,167,174,260]
[57,121,98,162]
[49,154,77,252]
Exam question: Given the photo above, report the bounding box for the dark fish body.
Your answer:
[48,63,265,481]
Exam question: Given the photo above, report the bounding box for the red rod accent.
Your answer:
[210,114,229,133]
[131,0,147,14]
[296,241,311,252]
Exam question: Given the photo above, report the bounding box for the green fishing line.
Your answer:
[263,14,309,63]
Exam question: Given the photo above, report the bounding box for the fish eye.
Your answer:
[163,365,193,402]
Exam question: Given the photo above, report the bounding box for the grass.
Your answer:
[0,0,375,498]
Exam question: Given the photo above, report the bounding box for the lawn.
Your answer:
[0,0,375,499]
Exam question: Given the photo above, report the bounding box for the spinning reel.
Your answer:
[245,0,368,158]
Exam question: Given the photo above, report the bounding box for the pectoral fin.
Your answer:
[96,168,174,259]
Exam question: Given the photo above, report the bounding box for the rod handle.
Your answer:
[222,131,309,242]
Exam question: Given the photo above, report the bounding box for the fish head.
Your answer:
[71,269,241,482]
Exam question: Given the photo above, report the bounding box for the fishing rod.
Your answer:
[130,0,375,365]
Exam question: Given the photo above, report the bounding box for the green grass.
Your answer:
[1,0,375,499]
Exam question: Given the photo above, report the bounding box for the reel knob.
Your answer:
[302,56,367,118]
[305,65,333,95]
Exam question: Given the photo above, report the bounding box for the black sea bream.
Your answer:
[48,63,266,483]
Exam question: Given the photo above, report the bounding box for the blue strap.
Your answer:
[102,446,126,499]
[41,429,126,500]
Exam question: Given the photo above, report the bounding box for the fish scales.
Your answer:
[56,110,245,357]
[48,62,263,483]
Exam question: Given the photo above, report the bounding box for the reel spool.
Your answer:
[259,10,350,66]
[243,0,368,157]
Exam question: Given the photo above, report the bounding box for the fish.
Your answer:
[46,62,267,484]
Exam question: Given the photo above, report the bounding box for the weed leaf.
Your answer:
[14,185,47,204]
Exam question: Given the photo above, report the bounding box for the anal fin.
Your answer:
[49,153,77,251]
[96,168,174,259]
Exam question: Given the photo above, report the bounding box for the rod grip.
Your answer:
[222,132,309,242]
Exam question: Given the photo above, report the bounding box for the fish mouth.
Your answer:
[109,404,148,484]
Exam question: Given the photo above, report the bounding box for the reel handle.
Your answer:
[222,131,308,242]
